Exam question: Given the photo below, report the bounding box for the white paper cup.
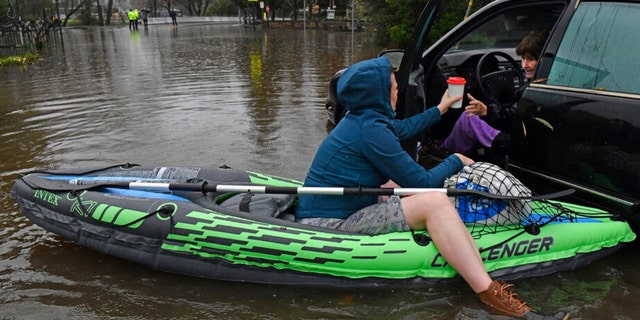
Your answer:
[447,77,467,109]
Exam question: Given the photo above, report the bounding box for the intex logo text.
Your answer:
[34,190,61,206]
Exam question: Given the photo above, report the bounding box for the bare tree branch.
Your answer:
[61,0,91,26]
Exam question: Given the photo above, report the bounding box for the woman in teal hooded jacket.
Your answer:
[296,56,530,317]
[296,56,467,221]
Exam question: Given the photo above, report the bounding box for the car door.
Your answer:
[510,0,640,217]
[411,0,567,159]
[326,1,441,132]
[393,0,441,160]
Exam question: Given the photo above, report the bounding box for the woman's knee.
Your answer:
[401,192,453,225]
[421,191,451,204]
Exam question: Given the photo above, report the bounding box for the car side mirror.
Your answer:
[378,49,404,71]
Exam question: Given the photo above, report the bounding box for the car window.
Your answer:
[450,5,563,52]
[547,2,640,94]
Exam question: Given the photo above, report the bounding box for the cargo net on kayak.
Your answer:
[443,162,578,238]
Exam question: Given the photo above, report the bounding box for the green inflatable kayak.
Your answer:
[11,163,636,287]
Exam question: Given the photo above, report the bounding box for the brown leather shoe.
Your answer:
[477,280,531,317]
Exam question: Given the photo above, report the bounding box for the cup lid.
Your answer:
[447,77,467,84]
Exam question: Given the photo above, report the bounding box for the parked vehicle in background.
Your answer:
[325,0,640,231]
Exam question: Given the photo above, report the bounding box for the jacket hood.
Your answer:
[337,56,395,118]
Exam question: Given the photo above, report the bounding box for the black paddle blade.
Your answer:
[446,188,575,200]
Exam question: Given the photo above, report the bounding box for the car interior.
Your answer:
[419,4,565,164]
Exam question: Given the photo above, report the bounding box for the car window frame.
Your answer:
[542,1,640,95]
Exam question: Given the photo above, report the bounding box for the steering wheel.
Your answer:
[475,51,525,105]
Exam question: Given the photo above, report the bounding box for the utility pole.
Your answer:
[464,0,473,20]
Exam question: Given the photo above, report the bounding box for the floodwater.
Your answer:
[1,22,639,320]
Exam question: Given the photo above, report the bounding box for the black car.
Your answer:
[325,0,640,230]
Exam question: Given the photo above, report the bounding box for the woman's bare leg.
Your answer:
[401,192,492,293]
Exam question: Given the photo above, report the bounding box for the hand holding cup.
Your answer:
[447,77,467,109]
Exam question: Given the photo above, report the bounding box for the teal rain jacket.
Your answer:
[296,57,463,219]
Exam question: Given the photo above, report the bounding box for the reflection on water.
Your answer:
[1,23,639,319]
[0,24,379,180]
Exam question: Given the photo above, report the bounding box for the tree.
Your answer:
[105,0,114,25]
[0,1,15,25]
[60,0,92,26]
[206,0,243,16]
[364,0,493,48]
[0,0,62,52]
[95,0,104,25]
[0,1,60,27]
[9,0,53,20]
[22,18,60,50]
[178,0,214,16]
